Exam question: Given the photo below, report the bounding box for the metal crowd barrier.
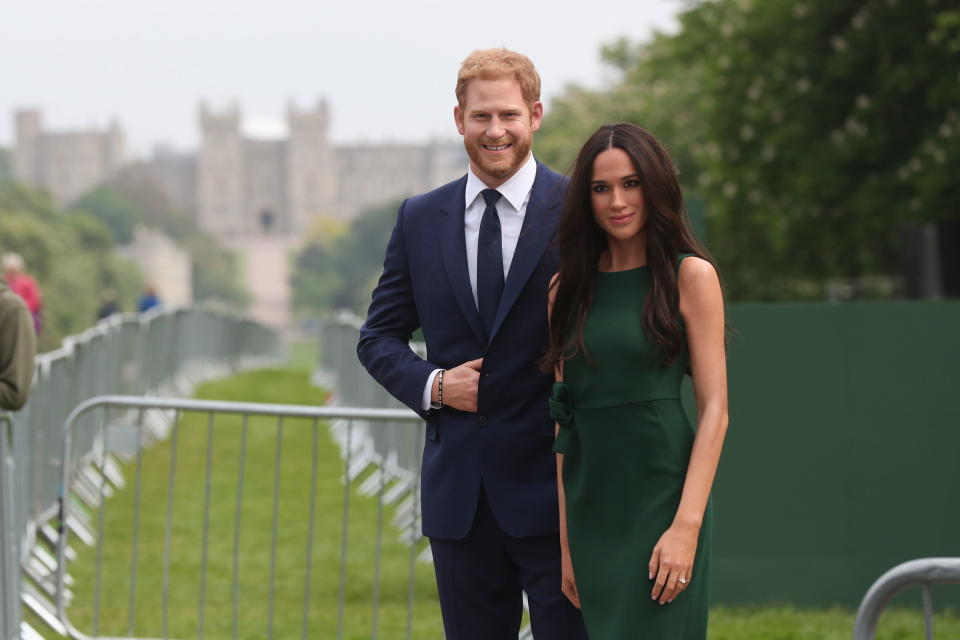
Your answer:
[1,306,281,640]
[316,312,535,640]
[2,413,18,637]
[54,395,424,640]
[852,558,960,640]
[315,311,425,483]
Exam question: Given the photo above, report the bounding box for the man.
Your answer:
[137,283,162,313]
[358,49,587,639]
[0,269,36,411]
[2,253,42,335]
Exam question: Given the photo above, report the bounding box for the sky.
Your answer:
[1,0,682,157]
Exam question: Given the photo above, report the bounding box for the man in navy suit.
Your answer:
[358,49,587,639]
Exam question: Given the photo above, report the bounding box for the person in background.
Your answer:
[137,283,161,313]
[0,269,36,410]
[97,289,120,321]
[2,253,43,336]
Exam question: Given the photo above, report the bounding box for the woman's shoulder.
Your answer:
[677,254,716,277]
[678,256,722,305]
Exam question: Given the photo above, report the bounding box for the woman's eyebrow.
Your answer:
[591,174,640,183]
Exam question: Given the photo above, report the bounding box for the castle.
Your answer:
[11,102,466,238]
[10,104,467,328]
[12,110,124,207]
[193,100,466,236]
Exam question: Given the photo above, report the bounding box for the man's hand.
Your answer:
[432,358,483,412]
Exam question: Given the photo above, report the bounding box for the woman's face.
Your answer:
[590,147,647,245]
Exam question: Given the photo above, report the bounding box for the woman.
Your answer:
[544,123,728,638]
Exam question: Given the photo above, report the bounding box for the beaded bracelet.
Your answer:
[438,369,445,407]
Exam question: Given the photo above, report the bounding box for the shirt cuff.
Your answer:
[422,368,443,411]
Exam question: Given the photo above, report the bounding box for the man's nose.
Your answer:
[486,117,506,139]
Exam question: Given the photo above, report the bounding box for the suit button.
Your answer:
[478,415,487,426]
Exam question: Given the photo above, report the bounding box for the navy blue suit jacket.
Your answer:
[358,161,568,540]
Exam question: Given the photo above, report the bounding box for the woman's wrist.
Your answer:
[672,512,703,532]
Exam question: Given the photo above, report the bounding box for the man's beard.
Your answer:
[465,135,531,181]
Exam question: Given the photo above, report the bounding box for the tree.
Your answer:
[680,0,960,298]
[536,0,960,301]
[70,185,145,244]
[538,33,709,195]
[110,165,194,239]
[0,147,12,188]
[291,200,400,317]
[0,186,143,352]
[71,178,248,309]
[184,233,249,307]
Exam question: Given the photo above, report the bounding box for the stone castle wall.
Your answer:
[10,104,465,239]
[193,100,465,239]
[12,109,124,207]
[9,105,467,330]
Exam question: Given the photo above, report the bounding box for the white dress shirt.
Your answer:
[421,154,538,410]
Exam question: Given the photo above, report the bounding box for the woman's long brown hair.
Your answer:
[542,123,719,373]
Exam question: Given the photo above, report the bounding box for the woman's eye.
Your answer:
[624,179,641,188]
[592,185,608,193]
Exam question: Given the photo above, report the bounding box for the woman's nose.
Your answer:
[610,188,626,209]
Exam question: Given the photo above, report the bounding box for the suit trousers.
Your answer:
[429,486,589,640]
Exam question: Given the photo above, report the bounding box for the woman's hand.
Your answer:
[648,521,699,605]
[561,544,581,609]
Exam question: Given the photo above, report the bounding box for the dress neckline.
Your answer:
[597,264,648,274]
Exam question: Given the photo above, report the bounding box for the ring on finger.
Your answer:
[678,578,688,585]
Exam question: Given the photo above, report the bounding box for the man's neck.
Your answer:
[470,153,534,189]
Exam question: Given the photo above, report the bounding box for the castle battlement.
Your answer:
[11,103,466,241]
[12,108,125,206]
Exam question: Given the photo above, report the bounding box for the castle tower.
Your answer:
[197,102,245,236]
[103,118,124,176]
[286,99,338,230]
[11,108,126,206]
[12,110,42,186]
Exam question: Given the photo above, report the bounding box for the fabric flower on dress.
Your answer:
[549,381,576,454]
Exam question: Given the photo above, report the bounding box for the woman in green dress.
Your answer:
[543,123,728,638]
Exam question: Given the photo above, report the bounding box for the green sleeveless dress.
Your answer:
[550,257,712,639]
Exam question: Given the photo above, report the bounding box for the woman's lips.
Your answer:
[608,212,634,224]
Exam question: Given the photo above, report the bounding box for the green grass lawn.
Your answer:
[51,366,958,640]
[285,338,319,374]
[709,605,959,639]
[64,368,442,640]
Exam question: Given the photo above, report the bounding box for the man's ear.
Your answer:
[454,105,465,135]
[530,101,544,133]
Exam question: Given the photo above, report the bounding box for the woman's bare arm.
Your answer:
[649,256,729,605]
[548,273,581,608]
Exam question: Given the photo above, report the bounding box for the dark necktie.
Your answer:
[477,189,504,342]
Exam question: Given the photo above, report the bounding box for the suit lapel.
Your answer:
[438,177,486,344]
[488,163,564,342]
